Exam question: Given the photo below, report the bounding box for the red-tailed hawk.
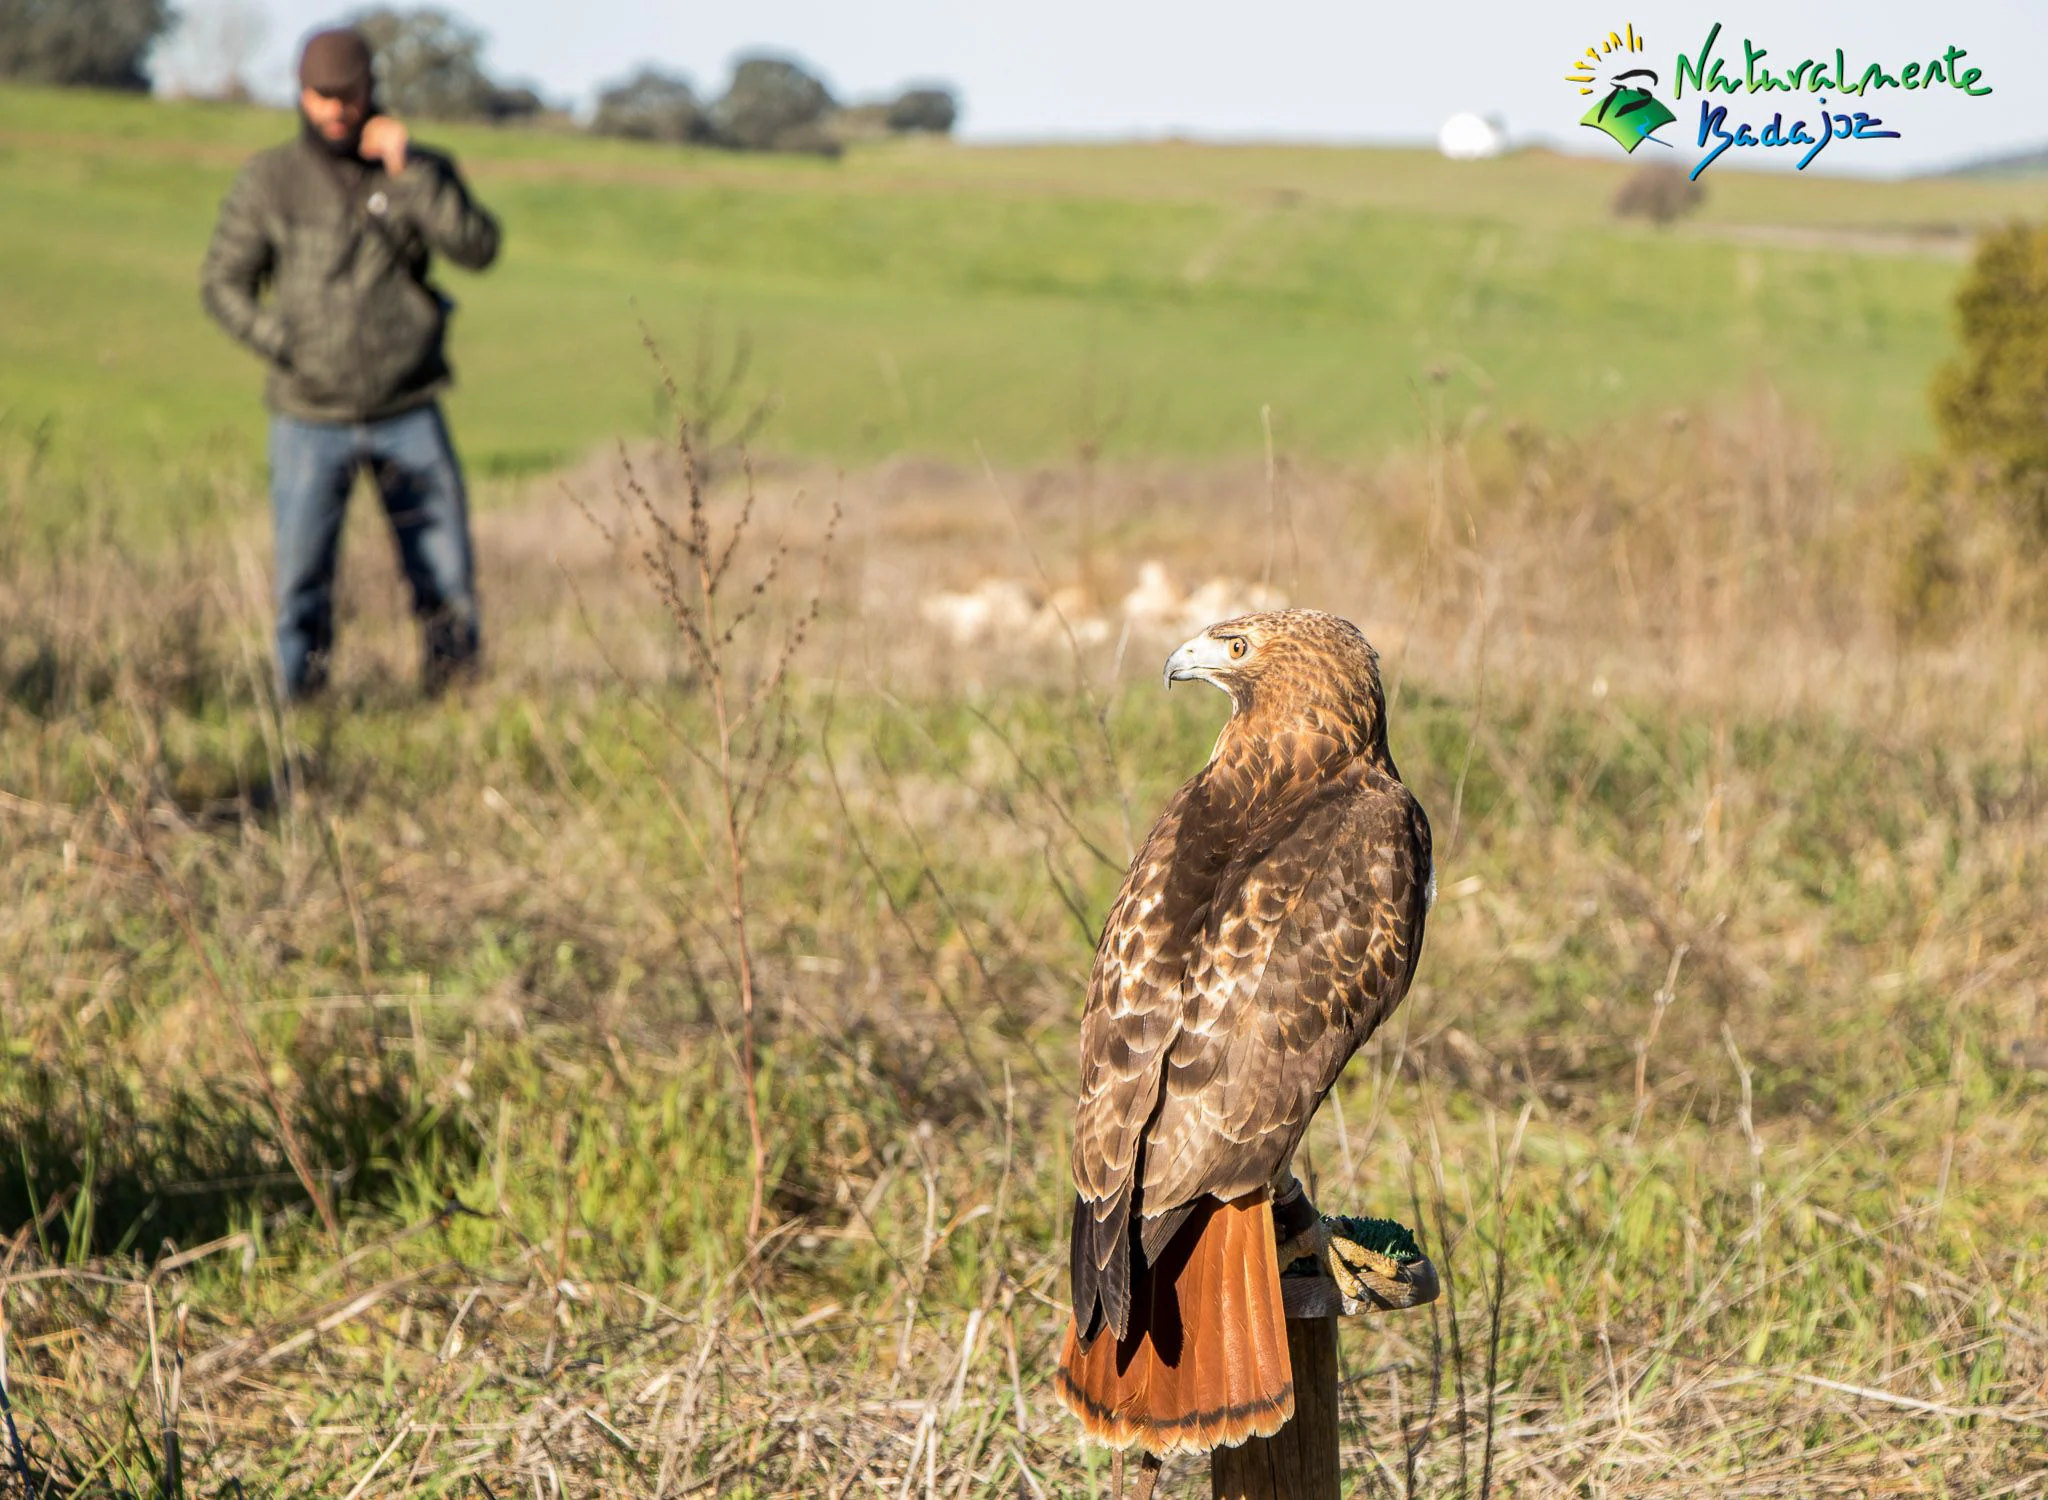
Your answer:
[1056,609,1433,1454]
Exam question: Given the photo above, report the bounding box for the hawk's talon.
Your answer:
[1277,1210,1439,1314]
[1327,1229,1418,1310]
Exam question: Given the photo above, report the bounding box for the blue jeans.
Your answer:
[269,404,480,697]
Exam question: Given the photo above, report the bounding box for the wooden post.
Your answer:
[1210,1248,1439,1499]
[1209,1311,1340,1499]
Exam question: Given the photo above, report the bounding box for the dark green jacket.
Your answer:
[201,129,500,423]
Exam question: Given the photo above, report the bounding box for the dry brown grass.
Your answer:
[1,402,2046,1497]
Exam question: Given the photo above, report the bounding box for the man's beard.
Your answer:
[300,108,366,159]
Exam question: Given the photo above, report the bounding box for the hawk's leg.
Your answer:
[1269,1169,1327,1271]
[1111,1449,1164,1500]
[1133,1452,1163,1500]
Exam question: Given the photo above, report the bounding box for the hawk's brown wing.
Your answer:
[1138,775,1431,1232]
[1068,778,1207,1343]
[1069,767,1431,1341]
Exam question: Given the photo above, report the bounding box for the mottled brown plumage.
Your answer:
[1056,609,1433,1455]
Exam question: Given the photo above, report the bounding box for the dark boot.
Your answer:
[421,602,480,697]
[283,649,332,704]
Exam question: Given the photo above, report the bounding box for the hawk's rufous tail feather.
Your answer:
[1054,1193,1292,1455]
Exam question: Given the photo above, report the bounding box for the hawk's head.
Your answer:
[1164,609,1386,747]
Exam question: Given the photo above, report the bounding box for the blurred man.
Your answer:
[201,26,500,700]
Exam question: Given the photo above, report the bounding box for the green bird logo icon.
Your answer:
[1567,24,1677,153]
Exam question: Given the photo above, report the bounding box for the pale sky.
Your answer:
[159,0,2047,175]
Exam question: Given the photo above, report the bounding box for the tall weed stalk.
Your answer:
[593,336,840,1241]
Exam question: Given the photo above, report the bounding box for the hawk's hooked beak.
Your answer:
[1162,632,1235,691]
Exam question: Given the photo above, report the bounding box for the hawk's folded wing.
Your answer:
[1139,779,1431,1232]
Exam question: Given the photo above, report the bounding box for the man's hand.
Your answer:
[359,115,409,175]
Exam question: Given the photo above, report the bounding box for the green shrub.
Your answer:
[592,65,707,143]
[0,0,170,89]
[1611,160,1704,225]
[352,5,545,122]
[711,54,836,153]
[1932,220,2048,543]
[886,86,957,134]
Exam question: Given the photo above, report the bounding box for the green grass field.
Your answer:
[4,84,2043,500]
[2,84,2047,1498]
[4,403,2046,1493]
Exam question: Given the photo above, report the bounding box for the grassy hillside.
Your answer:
[2,85,2037,503]
[3,83,2047,1497]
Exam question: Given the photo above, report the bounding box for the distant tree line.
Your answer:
[351,6,547,122]
[592,57,956,156]
[0,0,958,155]
[0,0,172,90]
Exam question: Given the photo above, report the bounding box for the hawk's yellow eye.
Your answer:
[1228,637,1248,660]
